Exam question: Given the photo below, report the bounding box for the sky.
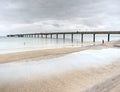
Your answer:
[0,0,120,36]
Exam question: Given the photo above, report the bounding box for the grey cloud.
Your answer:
[0,0,109,23]
[0,0,120,35]
[52,24,62,28]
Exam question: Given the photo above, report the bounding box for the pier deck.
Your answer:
[7,31,120,42]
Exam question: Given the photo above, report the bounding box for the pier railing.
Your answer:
[7,31,120,42]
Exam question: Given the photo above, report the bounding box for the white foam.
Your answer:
[0,48,120,83]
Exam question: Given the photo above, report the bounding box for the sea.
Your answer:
[0,34,120,54]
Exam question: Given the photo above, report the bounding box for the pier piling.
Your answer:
[63,34,65,40]
[41,34,43,38]
[81,33,83,43]
[56,34,58,39]
[71,33,73,42]
[45,34,47,38]
[108,34,110,42]
[93,34,96,42]
[50,34,52,39]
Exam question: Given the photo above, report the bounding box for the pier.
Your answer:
[7,31,120,42]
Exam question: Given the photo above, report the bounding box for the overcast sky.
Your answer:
[0,0,120,35]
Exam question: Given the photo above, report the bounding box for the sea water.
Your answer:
[0,34,119,54]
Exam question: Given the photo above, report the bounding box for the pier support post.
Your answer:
[71,33,73,42]
[37,35,39,38]
[93,33,96,42]
[108,34,110,42]
[50,34,52,39]
[45,34,47,38]
[63,34,65,40]
[36,34,38,38]
[41,34,43,38]
[81,33,83,43]
[33,35,34,38]
[31,35,33,38]
[35,35,37,38]
[32,35,34,37]
[56,34,58,39]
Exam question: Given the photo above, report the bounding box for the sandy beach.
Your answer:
[0,40,120,92]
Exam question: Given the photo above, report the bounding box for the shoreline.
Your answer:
[0,40,119,64]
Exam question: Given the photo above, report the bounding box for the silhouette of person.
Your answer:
[102,40,104,44]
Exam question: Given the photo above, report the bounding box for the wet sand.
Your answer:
[0,40,120,92]
[0,40,119,64]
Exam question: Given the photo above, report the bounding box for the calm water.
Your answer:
[0,34,120,54]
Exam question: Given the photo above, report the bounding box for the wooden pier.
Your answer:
[7,31,120,42]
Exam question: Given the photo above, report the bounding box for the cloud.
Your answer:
[0,0,120,35]
[0,0,106,22]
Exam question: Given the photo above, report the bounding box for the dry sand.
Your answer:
[0,40,120,92]
[0,60,120,92]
